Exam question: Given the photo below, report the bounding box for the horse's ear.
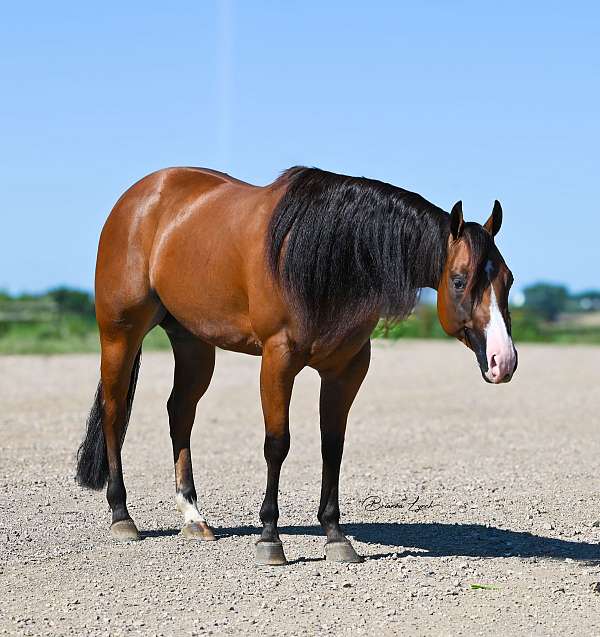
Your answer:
[450,201,464,240]
[484,200,503,236]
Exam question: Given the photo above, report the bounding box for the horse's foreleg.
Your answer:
[318,341,371,562]
[256,338,301,566]
[167,333,216,541]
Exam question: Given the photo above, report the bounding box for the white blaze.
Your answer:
[485,284,516,382]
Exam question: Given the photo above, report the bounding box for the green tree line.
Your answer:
[0,283,599,354]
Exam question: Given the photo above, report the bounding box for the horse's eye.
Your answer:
[452,277,465,291]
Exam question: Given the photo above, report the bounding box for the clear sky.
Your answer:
[1,1,598,294]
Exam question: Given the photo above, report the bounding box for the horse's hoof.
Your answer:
[325,540,363,563]
[255,540,287,566]
[181,521,217,541]
[110,519,141,542]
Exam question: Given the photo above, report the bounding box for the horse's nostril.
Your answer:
[503,373,511,382]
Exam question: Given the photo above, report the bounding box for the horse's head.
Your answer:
[437,200,517,384]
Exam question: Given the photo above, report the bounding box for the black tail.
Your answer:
[75,349,142,490]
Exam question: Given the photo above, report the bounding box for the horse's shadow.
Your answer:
[140,528,181,539]
[208,522,600,562]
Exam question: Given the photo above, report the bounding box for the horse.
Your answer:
[75,166,517,565]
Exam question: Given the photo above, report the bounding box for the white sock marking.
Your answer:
[175,492,206,524]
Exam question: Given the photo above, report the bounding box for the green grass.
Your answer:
[0,317,170,355]
[373,306,600,345]
[0,307,598,355]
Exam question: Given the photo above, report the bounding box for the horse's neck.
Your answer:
[410,207,450,291]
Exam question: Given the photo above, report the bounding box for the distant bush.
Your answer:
[509,308,546,341]
[522,283,569,322]
[47,287,95,317]
[373,304,446,340]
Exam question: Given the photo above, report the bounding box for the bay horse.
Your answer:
[76,166,517,565]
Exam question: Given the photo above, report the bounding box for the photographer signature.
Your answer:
[361,494,438,512]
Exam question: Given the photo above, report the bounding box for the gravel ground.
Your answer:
[1,341,600,636]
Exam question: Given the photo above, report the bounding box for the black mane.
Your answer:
[267,167,452,341]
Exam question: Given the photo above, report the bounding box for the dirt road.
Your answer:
[1,341,599,635]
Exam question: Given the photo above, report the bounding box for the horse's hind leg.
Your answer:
[99,330,146,540]
[164,321,216,540]
[98,303,161,541]
[318,341,370,563]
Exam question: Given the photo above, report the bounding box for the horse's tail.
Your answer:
[75,349,142,490]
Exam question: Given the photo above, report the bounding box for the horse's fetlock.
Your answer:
[106,479,126,511]
[177,486,197,506]
[260,502,279,525]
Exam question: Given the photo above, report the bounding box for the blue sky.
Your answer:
[1,1,598,294]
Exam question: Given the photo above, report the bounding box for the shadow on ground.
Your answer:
[140,529,181,539]
[207,522,600,562]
